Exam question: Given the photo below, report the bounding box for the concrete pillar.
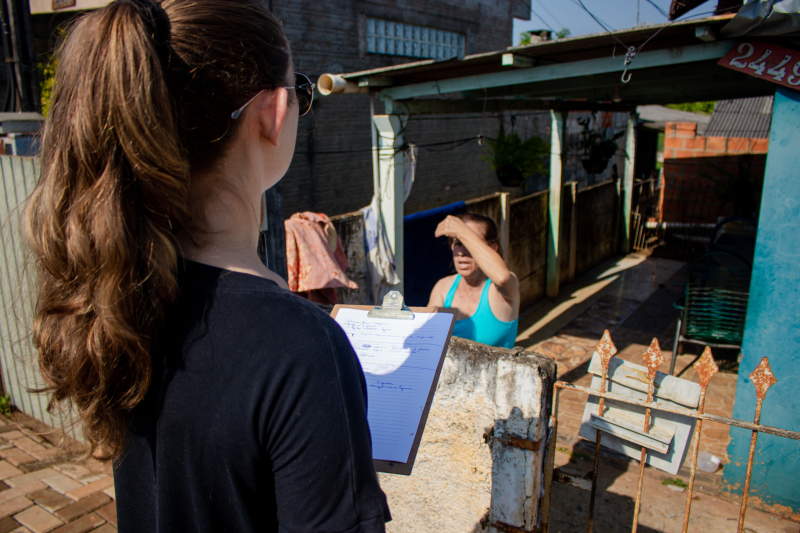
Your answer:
[373,114,406,291]
[621,111,638,253]
[547,110,567,299]
[377,338,556,533]
[722,86,800,518]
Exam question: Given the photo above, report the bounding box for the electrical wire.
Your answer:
[532,0,566,32]
[294,133,564,157]
[529,7,555,32]
[643,0,670,19]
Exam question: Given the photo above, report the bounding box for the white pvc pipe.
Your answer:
[317,73,366,95]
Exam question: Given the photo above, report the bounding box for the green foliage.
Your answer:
[482,123,549,186]
[38,28,65,117]
[662,477,688,488]
[666,101,717,116]
[0,395,13,417]
[38,56,57,117]
[557,446,591,462]
[519,28,571,46]
[576,116,626,161]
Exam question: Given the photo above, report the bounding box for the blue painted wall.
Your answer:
[722,86,800,516]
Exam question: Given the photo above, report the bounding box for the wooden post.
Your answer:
[547,110,567,299]
[568,181,577,283]
[373,114,405,291]
[621,111,638,254]
[500,192,510,261]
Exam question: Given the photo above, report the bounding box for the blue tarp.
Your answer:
[403,201,466,307]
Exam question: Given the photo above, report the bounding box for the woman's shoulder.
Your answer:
[180,259,342,338]
[433,274,458,290]
[429,274,458,305]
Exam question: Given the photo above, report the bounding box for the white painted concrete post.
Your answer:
[377,338,556,533]
[491,359,550,529]
[547,110,567,299]
[373,114,405,290]
[621,111,638,253]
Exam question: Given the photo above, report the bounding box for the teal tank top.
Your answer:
[443,275,519,349]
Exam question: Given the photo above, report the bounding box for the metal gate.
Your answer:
[540,330,800,533]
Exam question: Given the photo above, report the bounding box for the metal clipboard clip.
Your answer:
[368,291,415,320]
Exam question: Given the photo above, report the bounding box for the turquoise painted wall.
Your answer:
[723,86,800,515]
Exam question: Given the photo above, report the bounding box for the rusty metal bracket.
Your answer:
[483,427,543,452]
[495,433,543,452]
[491,520,542,533]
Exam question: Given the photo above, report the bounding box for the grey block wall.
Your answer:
[274,0,532,217]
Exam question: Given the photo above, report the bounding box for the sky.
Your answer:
[511,0,713,45]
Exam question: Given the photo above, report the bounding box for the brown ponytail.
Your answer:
[24,0,290,461]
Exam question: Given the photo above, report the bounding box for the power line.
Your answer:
[643,0,670,19]
[532,0,566,31]
[529,7,555,32]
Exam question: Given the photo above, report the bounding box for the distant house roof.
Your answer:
[638,105,711,134]
[703,96,773,138]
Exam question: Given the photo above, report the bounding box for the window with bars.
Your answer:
[366,18,465,60]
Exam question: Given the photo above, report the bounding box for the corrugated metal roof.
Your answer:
[703,96,773,138]
[638,105,712,134]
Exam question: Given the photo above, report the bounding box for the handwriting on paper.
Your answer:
[334,308,454,463]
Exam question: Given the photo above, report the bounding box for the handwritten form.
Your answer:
[334,308,454,463]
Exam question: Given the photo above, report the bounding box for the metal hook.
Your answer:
[621,46,636,84]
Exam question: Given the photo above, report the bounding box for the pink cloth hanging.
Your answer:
[285,212,357,304]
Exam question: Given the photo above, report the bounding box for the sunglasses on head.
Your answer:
[231,73,315,120]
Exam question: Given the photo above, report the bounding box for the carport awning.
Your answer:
[328,15,779,110]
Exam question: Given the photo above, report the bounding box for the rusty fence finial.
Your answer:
[682,347,719,533]
[737,357,777,533]
[632,338,663,533]
[587,330,617,533]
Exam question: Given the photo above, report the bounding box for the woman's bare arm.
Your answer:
[427,277,449,307]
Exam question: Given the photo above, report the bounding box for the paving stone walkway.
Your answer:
[0,413,115,533]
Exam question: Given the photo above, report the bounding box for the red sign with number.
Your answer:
[718,40,800,90]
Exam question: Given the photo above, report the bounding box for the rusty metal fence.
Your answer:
[540,330,800,533]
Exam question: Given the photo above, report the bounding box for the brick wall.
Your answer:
[661,122,768,224]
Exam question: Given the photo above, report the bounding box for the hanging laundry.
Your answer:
[285,212,358,306]
[403,143,417,203]
[363,197,400,304]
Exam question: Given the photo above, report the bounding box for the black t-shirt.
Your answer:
[114,260,390,532]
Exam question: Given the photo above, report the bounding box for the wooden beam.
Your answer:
[380,41,733,101]
[621,111,638,254]
[387,98,635,115]
[500,192,510,263]
[547,109,567,299]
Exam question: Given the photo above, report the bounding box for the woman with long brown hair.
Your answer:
[24,0,389,531]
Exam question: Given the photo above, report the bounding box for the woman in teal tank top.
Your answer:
[427,213,519,349]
